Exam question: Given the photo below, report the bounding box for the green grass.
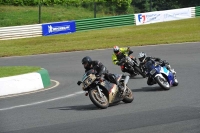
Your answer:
[0,66,41,78]
[0,17,200,57]
[0,5,112,27]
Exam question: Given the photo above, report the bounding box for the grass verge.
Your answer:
[0,66,41,78]
[0,17,200,57]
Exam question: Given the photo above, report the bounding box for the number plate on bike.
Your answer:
[82,74,96,89]
[82,77,91,88]
[150,69,156,75]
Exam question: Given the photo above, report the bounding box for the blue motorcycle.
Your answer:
[144,60,178,90]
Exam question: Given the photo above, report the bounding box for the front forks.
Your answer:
[96,86,103,98]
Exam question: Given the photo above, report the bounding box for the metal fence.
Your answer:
[195,6,200,16]
[76,14,135,31]
[0,24,42,40]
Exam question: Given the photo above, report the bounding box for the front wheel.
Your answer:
[89,88,109,109]
[122,86,134,103]
[155,76,170,90]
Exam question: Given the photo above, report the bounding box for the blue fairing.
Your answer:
[162,66,169,74]
[145,61,175,86]
[155,65,161,73]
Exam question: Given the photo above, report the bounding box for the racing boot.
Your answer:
[109,74,125,94]
[171,69,176,74]
[116,80,124,94]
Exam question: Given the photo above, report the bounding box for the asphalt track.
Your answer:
[0,42,200,133]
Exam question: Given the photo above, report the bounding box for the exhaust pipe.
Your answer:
[124,75,130,85]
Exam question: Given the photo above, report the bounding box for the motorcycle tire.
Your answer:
[134,66,146,78]
[122,86,134,103]
[155,76,170,90]
[89,88,109,109]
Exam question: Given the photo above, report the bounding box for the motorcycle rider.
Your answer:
[82,56,124,93]
[112,46,136,76]
[137,52,176,85]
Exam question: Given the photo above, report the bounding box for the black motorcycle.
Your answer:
[118,56,146,78]
[77,69,134,109]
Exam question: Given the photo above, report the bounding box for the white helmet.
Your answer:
[113,46,120,54]
[138,52,146,63]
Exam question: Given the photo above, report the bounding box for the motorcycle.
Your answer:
[77,69,134,109]
[144,60,178,90]
[118,56,146,78]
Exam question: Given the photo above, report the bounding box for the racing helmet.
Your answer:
[113,46,120,54]
[138,52,147,63]
[82,56,92,69]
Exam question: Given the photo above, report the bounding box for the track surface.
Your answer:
[0,43,200,133]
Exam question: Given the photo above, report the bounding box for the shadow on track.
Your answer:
[48,102,126,111]
[129,76,145,79]
[48,104,99,111]
[131,86,166,92]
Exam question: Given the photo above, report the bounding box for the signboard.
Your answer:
[42,21,76,36]
[135,8,192,25]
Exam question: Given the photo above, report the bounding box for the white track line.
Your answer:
[0,91,83,111]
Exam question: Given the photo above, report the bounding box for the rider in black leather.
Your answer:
[138,52,176,85]
[82,56,124,92]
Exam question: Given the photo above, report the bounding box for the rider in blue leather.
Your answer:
[138,52,176,85]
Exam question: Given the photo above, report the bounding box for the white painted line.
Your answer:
[0,91,84,111]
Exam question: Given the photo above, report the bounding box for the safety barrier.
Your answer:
[195,6,200,17]
[75,14,135,32]
[0,24,42,40]
[191,7,196,17]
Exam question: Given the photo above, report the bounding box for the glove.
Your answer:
[129,51,133,56]
[116,62,120,66]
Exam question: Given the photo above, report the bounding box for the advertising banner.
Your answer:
[135,8,192,25]
[135,11,163,25]
[42,21,76,36]
[163,8,191,22]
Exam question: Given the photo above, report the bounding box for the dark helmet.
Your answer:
[113,46,120,54]
[82,56,92,69]
[138,52,147,63]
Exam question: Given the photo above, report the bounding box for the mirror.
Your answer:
[77,81,82,86]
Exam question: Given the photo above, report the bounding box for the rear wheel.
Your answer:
[89,88,109,109]
[122,86,134,103]
[155,76,170,90]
